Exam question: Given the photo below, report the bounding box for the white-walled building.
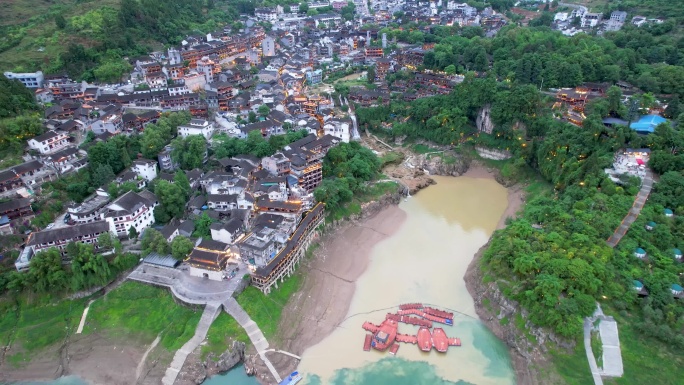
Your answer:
[262,36,276,57]
[131,159,158,181]
[323,119,351,142]
[4,71,44,88]
[103,190,158,237]
[210,218,245,244]
[178,118,215,140]
[28,130,70,155]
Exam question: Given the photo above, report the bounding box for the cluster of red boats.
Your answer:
[362,303,461,355]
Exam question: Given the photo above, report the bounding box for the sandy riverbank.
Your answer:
[269,163,526,383]
[0,332,168,385]
[264,204,407,378]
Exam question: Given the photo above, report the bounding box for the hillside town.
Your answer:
[1,0,676,294]
[0,1,511,292]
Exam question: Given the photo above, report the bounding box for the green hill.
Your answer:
[0,0,238,81]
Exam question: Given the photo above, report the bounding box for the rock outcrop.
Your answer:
[476,104,494,134]
[420,152,470,177]
[175,341,246,385]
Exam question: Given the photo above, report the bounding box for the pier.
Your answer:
[361,304,462,355]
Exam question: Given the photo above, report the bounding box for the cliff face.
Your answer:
[465,242,574,385]
[476,104,494,134]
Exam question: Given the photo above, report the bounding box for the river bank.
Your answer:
[267,162,525,384]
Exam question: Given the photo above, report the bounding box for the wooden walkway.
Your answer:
[606,170,653,248]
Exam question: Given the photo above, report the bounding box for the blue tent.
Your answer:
[629,115,667,133]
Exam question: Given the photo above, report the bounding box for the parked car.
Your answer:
[63,213,71,223]
[45,223,55,230]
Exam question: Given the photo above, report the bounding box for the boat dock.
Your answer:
[363,334,372,351]
[362,321,380,333]
[386,313,433,328]
[397,308,453,325]
[424,307,454,320]
[361,304,461,355]
[396,333,418,344]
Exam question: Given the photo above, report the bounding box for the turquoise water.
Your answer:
[203,364,260,384]
[7,365,258,385]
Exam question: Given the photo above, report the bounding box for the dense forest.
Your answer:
[0,77,42,168]
[357,38,684,344]
[379,21,684,99]
[1,0,241,82]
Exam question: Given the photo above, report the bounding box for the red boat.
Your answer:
[432,328,449,353]
[417,327,432,352]
[370,319,398,351]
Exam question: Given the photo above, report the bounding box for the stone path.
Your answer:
[596,306,623,377]
[162,303,221,385]
[136,334,161,383]
[584,170,651,383]
[75,299,94,334]
[128,264,293,384]
[606,170,653,247]
[223,297,282,383]
[583,317,604,385]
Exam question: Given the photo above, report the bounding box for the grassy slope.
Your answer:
[236,274,303,341]
[84,282,201,351]
[0,0,120,71]
[0,296,87,367]
[602,307,683,385]
[201,312,249,360]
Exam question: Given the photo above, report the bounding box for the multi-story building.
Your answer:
[103,190,158,237]
[67,191,110,224]
[0,198,33,221]
[239,226,278,267]
[262,36,276,57]
[262,152,291,176]
[196,56,221,84]
[210,218,245,244]
[306,69,323,85]
[20,220,116,262]
[178,118,215,139]
[131,159,158,181]
[158,145,178,171]
[27,130,70,155]
[4,71,44,88]
[323,119,351,143]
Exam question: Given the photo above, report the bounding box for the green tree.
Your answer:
[367,67,376,83]
[171,135,207,170]
[194,212,213,237]
[28,248,68,293]
[171,235,194,260]
[92,163,116,188]
[444,64,456,75]
[174,171,192,198]
[128,225,138,239]
[154,180,186,223]
[258,104,270,116]
[55,14,67,29]
[141,228,170,256]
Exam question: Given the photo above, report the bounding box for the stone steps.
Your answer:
[162,303,221,385]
